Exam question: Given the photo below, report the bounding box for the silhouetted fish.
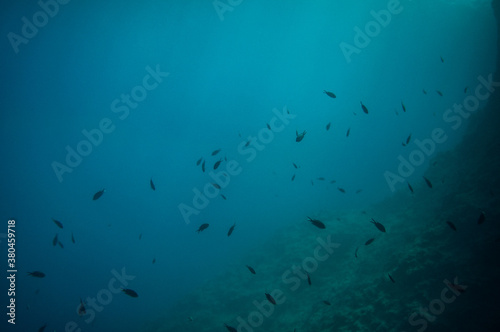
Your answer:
[212,183,221,189]
[401,101,406,112]
[52,234,58,246]
[221,194,227,200]
[246,265,256,274]
[196,223,209,233]
[196,157,203,166]
[227,223,236,237]
[477,211,486,225]
[202,160,206,172]
[464,86,468,93]
[152,257,156,264]
[38,323,48,332]
[78,298,86,316]
[307,217,326,229]
[71,232,75,244]
[121,288,138,297]
[317,177,325,181]
[423,176,432,188]
[52,218,63,229]
[406,133,412,145]
[338,187,346,193]
[150,178,156,191]
[365,238,375,245]
[388,273,396,283]
[293,163,298,169]
[291,174,296,181]
[224,323,237,332]
[356,189,363,194]
[346,128,350,137]
[265,292,276,305]
[440,56,444,63]
[446,221,457,231]
[326,122,331,131]
[27,271,45,278]
[355,246,359,258]
[296,130,306,142]
[330,180,336,184]
[408,182,414,193]
[214,159,222,170]
[436,90,443,96]
[139,233,142,240]
[370,218,386,232]
[423,89,427,94]
[58,241,64,249]
[360,101,368,114]
[323,300,331,305]
[93,189,105,200]
[307,273,311,285]
[211,149,221,156]
[324,90,336,98]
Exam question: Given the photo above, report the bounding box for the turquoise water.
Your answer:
[0,1,499,331]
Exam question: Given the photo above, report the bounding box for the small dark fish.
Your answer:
[139,233,142,240]
[423,176,433,188]
[58,241,64,249]
[388,273,396,283]
[370,218,386,232]
[477,211,485,225]
[212,183,221,189]
[202,160,206,172]
[93,189,105,200]
[446,221,457,231]
[449,283,466,294]
[38,323,48,332]
[326,122,331,131]
[338,187,346,193]
[317,177,325,181]
[71,232,75,244]
[330,180,336,184]
[324,90,336,98]
[307,273,311,286]
[355,189,362,194]
[52,234,58,246]
[227,223,236,237]
[78,298,86,316]
[214,159,222,170]
[293,163,298,169]
[323,300,331,305]
[150,178,156,191]
[346,128,350,137]
[401,101,406,112]
[196,223,209,233]
[246,265,256,274]
[27,271,45,278]
[224,323,237,332]
[266,123,271,130]
[265,292,276,305]
[436,90,443,97]
[121,288,138,298]
[406,133,412,145]
[221,194,227,200]
[408,182,414,193]
[464,86,468,93]
[311,180,314,186]
[440,56,444,63]
[245,139,251,147]
[365,238,375,245]
[360,101,368,114]
[291,174,296,181]
[52,218,63,229]
[423,89,427,94]
[308,217,326,229]
[152,257,156,264]
[355,246,359,258]
[196,157,203,166]
[296,130,306,142]
[211,149,221,156]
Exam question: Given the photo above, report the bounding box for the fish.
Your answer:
[388,274,396,283]
[150,178,156,191]
[355,189,363,194]
[58,241,64,249]
[423,176,433,188]
[244,139,251,147]
[423,89,427,94]
[307,217,326,229]
[408,182,414,193]
[212,183,221,189]
[338,187,346,193]
[196,223,209,233]
[477,211,486,225]
[152,257,156,264]
[291,174,296,181]
[27,271,45,278]
[71,232,75,244]
[355,246,359,258]
[246,265,256,274]
[330,180,336,184]
[265,292,276,305]
[317,177,325,181]
[221,194,227,200]
[440,56,444,63]
[326,122,331,131]
[401,101,406,112]
[38,323,48,332]
[227,223,236,237]
[211,149,221,156]
[293,163,298,169]
[307,273,311,285]
[196,157,203,166]
[224,323,237,332]
[214,159,222,170]
[52,234,58,246]
[52,218,63,229]
[78,298,86,316]
[121,288,138,298]
[296,130,306,142]
[346,128,350,137]
[360,101,369,114]
[365,238,375,245]
[311,180,314,186]
[93,189,105,200]
[139,233,142,240]
[406,133,412,145]
[266,123,271,130]
[324,90,336,98]
[464,86,468,93]
[436,90,443,96]
[446,221,457,231]
[370,218,386,232]
[448,282,467,294]
[202,160,206,172]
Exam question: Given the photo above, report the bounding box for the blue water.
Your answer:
[0,1,498,331]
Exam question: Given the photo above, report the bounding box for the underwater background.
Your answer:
[1,0,499,331]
